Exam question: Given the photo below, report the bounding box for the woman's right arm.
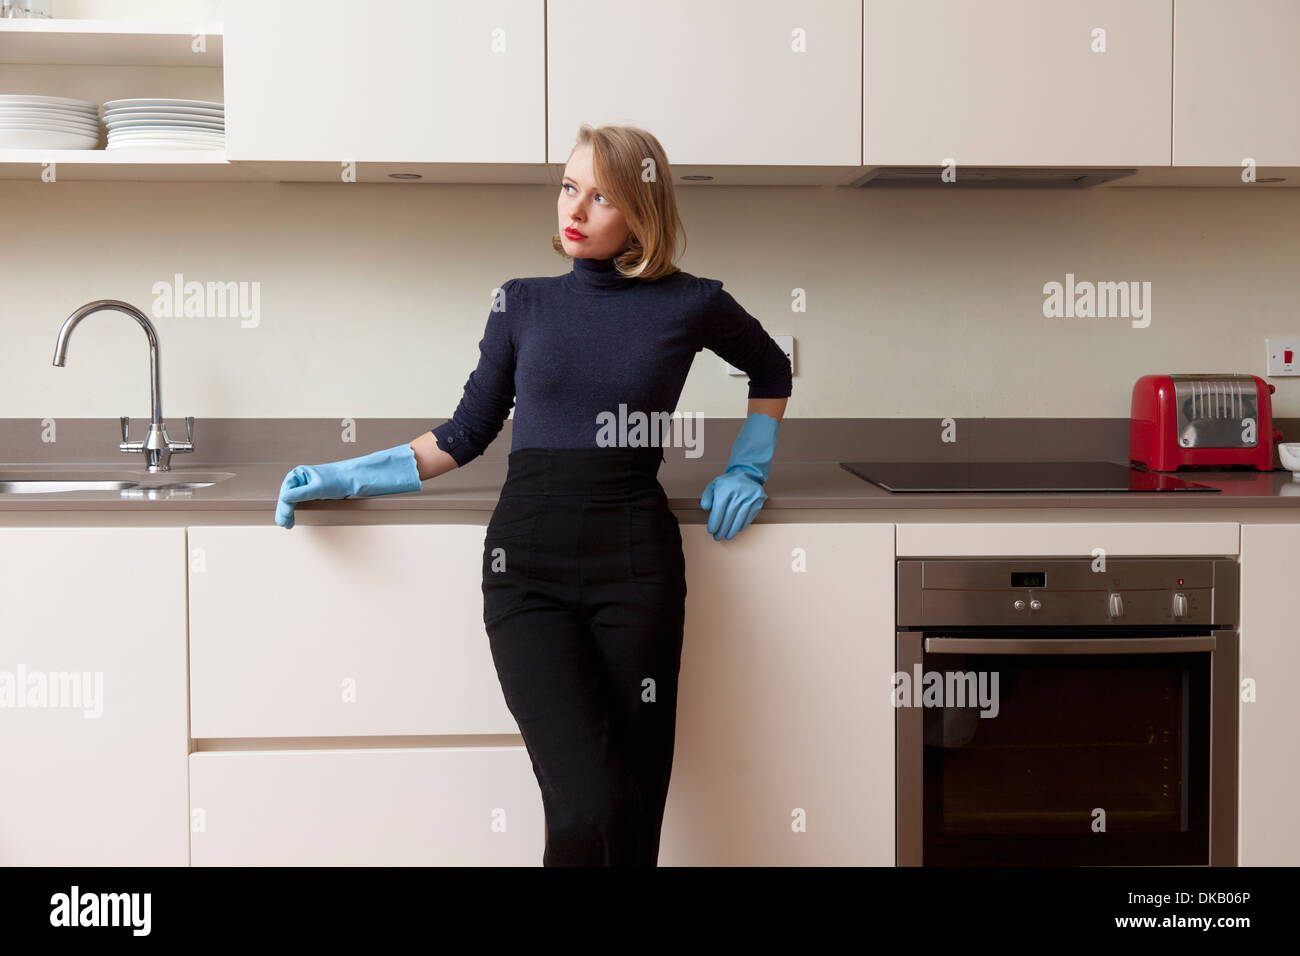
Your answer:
[408,430,460,481]
[411,279,520,481]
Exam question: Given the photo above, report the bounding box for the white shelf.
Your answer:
[0,149,568,183]
[0,148,267,181]
[0,18,222,67]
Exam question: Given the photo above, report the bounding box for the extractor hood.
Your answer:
[849,166,1139,188]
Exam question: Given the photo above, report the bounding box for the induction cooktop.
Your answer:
[838,460,1221,493]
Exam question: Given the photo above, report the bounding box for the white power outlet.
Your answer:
[1266,338,1300,376]
[726,335,794,377]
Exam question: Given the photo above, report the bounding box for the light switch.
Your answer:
[726,335,795,377]
[1266,338,1299,376]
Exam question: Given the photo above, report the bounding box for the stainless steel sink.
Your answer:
[0,480,139,494]
[0,469,235,495]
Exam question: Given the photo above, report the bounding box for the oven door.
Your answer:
[896,630,1238,866]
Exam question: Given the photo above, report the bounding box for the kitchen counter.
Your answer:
[1,457,1298,515]
[3,417,1297,517]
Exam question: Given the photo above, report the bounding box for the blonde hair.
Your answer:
[551,124,685,282]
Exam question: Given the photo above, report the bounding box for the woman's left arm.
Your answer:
[696,279,792,540]
[701,399,789,541]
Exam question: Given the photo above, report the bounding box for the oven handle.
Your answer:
[923,636,1219,655]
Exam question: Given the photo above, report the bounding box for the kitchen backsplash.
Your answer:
[2,181,1296,422]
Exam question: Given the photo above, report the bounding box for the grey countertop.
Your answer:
[2,457,1298,516]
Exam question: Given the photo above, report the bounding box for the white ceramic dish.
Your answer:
[106,125,223,134]
[106,128,224,137]
[107,130,224,142]
[102,97,223,111]
[105,118,225,130]
[105,114,224,126]
[0,128,99,148]
[0,110,98,125]
[0,104,97,117]
[106,141,225,149]
[0,94,97,109]
[0,111,97,125]
[103,106,224,119]
[104,141,223,150]
[0,119,98,134]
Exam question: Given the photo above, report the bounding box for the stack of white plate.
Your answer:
[103,98,224,151]
[0,95,100,149]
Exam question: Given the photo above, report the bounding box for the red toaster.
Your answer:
[1130,373,1283,472]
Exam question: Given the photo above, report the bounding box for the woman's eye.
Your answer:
[563,183,607,204]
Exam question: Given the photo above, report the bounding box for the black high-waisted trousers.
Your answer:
[481,446,688,866]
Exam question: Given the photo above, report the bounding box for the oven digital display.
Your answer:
[1011,571,1045,588]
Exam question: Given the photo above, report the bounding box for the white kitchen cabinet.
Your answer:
[189,747,543,865]
[222,0,545,163]
[546,0,862,166]
[659,520,896,865]
[1173,0,1300,167]
[187,524,516,738]
[188,518,894,865]
[0,528,189,866]
[1237,523,1300,866]
[864,0,1172,167]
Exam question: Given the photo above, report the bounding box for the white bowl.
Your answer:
[1279,442,1300,476]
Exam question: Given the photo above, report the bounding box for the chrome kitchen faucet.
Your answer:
[52,299,194,473]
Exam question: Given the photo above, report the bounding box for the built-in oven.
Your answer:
[896,557,1238,866]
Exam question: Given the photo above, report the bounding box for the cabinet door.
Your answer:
[0,528,188,866]
[1174,0,1300,166]
[658,521,896,865]
[189,747,543,865]
[1238,523,1300,865]
[223,0,545,162]
[546,0,861,166]
[188,524,516,738]
[864,0,1172,166]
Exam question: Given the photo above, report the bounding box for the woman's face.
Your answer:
[558,144,631,259]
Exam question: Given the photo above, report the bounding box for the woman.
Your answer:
[275,125,792,866]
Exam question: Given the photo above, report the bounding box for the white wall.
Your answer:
[2,183,1296,422]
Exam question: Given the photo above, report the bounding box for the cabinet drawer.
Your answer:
[189,747,542,865]
[188,525,514,738]
[895,522,1240,557]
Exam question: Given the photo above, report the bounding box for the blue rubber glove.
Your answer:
[700,412,779,540]
[275,443,422,529]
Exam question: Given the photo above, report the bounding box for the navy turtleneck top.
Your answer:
[430,255,793,467]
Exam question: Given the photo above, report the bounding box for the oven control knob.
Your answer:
[1108,592,1124,618]
[1013,599,1025,611]
[1029,599,1042,611]
[1173,592,1188,617]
